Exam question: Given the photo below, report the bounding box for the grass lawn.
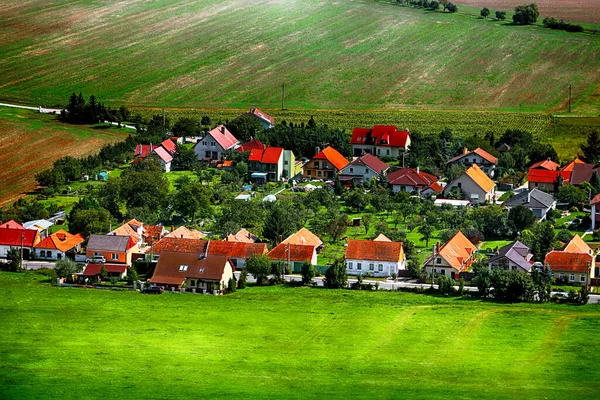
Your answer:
[1,272,600,399]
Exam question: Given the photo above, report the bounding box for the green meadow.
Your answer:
[1,0,599,113]
[1,272,600,399]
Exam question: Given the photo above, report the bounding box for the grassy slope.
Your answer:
[0,0,599,112]
[0,108,128,207]
[1,272,600,399]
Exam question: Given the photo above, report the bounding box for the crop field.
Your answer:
[454,0,600,25]
[1,272,600,399]
[0,107,128,207]
[1,0,599,112]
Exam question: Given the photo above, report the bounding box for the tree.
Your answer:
[324,259,348,289]
[472,260,492,297]
[238,270,248,289]
[120,161,170,211]
[174,181,213,222]
[301,261,316,285]
[262,201,302,243]
[333,175,344,195]
[68,208,112,237]
[580,130,600,164]
[495,10,506,20]
[127,265,139,285]
[512,3,539,25]
[491,269,535,302]
[508,205,535,233]
[226,115,263,143]
[557,184,587,207]
[246,254,272,285]
[418,222,434,247]
[172,117,200,138]
[55,259,81,279]
[480,7,490,18]
[100,265,108,280]
[343,190,367,212]
[446,2,457,12]
[525,221,558,261]
[5,247,21,272]
[362,214,373,235]
[325,215,349,243]
[437,275,455,296]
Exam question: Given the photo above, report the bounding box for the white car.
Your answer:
[86,255,106,264]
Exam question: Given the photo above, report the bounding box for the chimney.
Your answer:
[417,167,420,175]
[527,190,531,203]
[220,126,225,134]
[462,147,468,155]
[150,144,153,152]
[279,235,283,244]
[315,146,320,155]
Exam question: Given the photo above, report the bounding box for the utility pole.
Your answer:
[568,84,572,113]
[20,233,24,271]
[281,82,285,110]
[162,108,166,135]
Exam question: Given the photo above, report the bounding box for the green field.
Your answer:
[1,0,599,113]
[1,272,599,399]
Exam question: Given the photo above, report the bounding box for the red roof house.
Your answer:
[387,168,442,196]
[268,243,317,272]
[34,229,84,260]
[447,147,498,177]
[0,220,25,229]
[0,228,41,259]
[160,138,177,155]
[237,138,266,153]
[544,251,595,284]
[302,146,349,180]
[339,153,390,184]
[345,239,406,277]
[527,159,572,192]
[239,108,274,129]
[350,126,411,158]
[194,125,240,160]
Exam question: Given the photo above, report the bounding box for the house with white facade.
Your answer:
[387,167,442,196]
[446,147,498,178]
[350,125,411,158]
[345,239,405,278]
[339,153,389,185]
[423,231,478,279]
[194,125,239,160]
[488,241,534,273]
[443,164,495,204]
[34,230,85,261]
[503,189,556,220]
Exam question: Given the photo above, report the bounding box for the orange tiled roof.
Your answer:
[561,158,585,174]
[110,223,141,243]
[425,231,477,272]
[281,227,323,248]
[373,234,392,242]
[464,164,495,193]
[345,239,404,262]
[165,226,206,239]
[530,159,560,171]
[34,229,84,252]
[268,243,315,262]
[563,234,592,255]
[313,146,349,171]
[226,228,258,243]
[545,251,592,273]
[153,237,208,254]
[207,241,268,259]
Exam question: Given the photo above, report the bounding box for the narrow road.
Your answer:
[0,102,61,114]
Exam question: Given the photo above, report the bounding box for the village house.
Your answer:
[34,230,84,261]
[569,160,600,187]
[545,235,596,285]
[239,108,275,130]
[281,227,324,253]
[339,153,389,185]
[108,219,145,245]
[345,239,405,277]
[443,164,495,204]
[23,219,54,239]
[527,158,572,192]
[423,231,478,278]
[268,243,317,273]
[205,241,268,270]
[226,228,258,243]
[86,234,138,265]
[165,226,206,239]
[387,167,442,196]
[194,125,239,160]
[302,146,349,180]
[446,147,498,178]
[0,228,41,259]
[133,138,176,172]
[503,189,556,220]
[237,137,266,153]
[247,147,297,183]
[350,125,411,158]
[149,251,234,293]
[488,241,534,273]
[82,263,129,280]
[0,220,25,229]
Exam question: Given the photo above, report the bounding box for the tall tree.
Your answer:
[246,254,272,285]
[324,259,348,289]
[508,205,536,233]
[580,130,600,164]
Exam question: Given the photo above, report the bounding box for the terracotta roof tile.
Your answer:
[153,237,208,254]
[345,239,404,262]
[226,228,258,243]
[281,227,323,247]
[207,125,239,150]
[545,251,592,273]
[207,241,268,259]
[34,229,84,252]
[562,234,592,255]
[530,159,560,170]
[424,231,477,272]
[0,220,25,229]
[312,146,349,171]
[165,226,206,239]
[0,228,39,247]
[350,126,410,148]
[160,138,177,154]
[237,138,266,153]
[447,148,498,165]
[464,164,495,192]
[347,154,389,174]
[387,168,441,192]
[248,147,283,164]
[150,252,231,285]
[268,243,315,262]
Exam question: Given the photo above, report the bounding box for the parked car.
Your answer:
[85,255,106,263]
[142,286,164,294]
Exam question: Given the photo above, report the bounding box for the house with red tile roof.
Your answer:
[82,263,129,280]
[350,126,411,158]
[423,231,478,278]
[34,230,85,261]
[194,125,239,160]
[164,226,206,240]
[527,158,572,192]
[0,228,41,259]
[206,241,268,270]
[149,251,234,293]
[443,164,496,204]
[143,225,167,246]
[133,142,174,172]
[160,138,177,155]
[268,243,317,272]
[345,239,405,277]
[447,147,498,178]
[339,153,390,184]
[281,227,323,252]
[226,228,259,243]
[302,146,349,180]
[237,137,266,153]
[109,219,145,245]
[545,250,595,285]
[248,147,285,182]
[153,237,208,256]
[0,220,25,229]
[239,108,275,130]
[387,167,442,196]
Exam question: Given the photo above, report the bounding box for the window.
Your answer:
[347,262,353,270]
[377,149,380,155]
[436,257,442,264]
[369,263,374,271]
[580,274,586,282]
[440,269,446,276]
[47,251,52,258]
[386,149,389,155]
[357,263,362,270]
[457,182,462,189]
[307,170,312,176]
[365,168,369,174]
[511,266,516,271]
[189,280,196,287]
[94,252,102,257]
[324,163,329,169]
[211,141,216,147]
[199,268,204,273]
[559,273,565,280]
[535,182,539,188]
[179,264,188,272]
[378,264,383,271]
[349,168,353,173]
[205,151,211,157]
[317,171,322,177]
[112,253,119,260]
[40,250,45,257]
[284,161,288,165]
[570,274,575,282]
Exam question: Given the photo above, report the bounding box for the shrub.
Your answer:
[324,259,348,289]
[437,275,455,296]
[301,261,316,285]
[238,270,248,289]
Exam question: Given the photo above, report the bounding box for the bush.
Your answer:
[35,268,58,282]
[324,259,348,289]
[301,262,316,285]
[495,10,506,20]
[437,275,455,296]
[238,270,248,289]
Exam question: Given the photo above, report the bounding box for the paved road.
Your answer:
[0,102,61,114]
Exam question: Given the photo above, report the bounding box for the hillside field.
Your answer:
[0,108,128,207]
[1,272,600,399]
[1,0,599,112]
